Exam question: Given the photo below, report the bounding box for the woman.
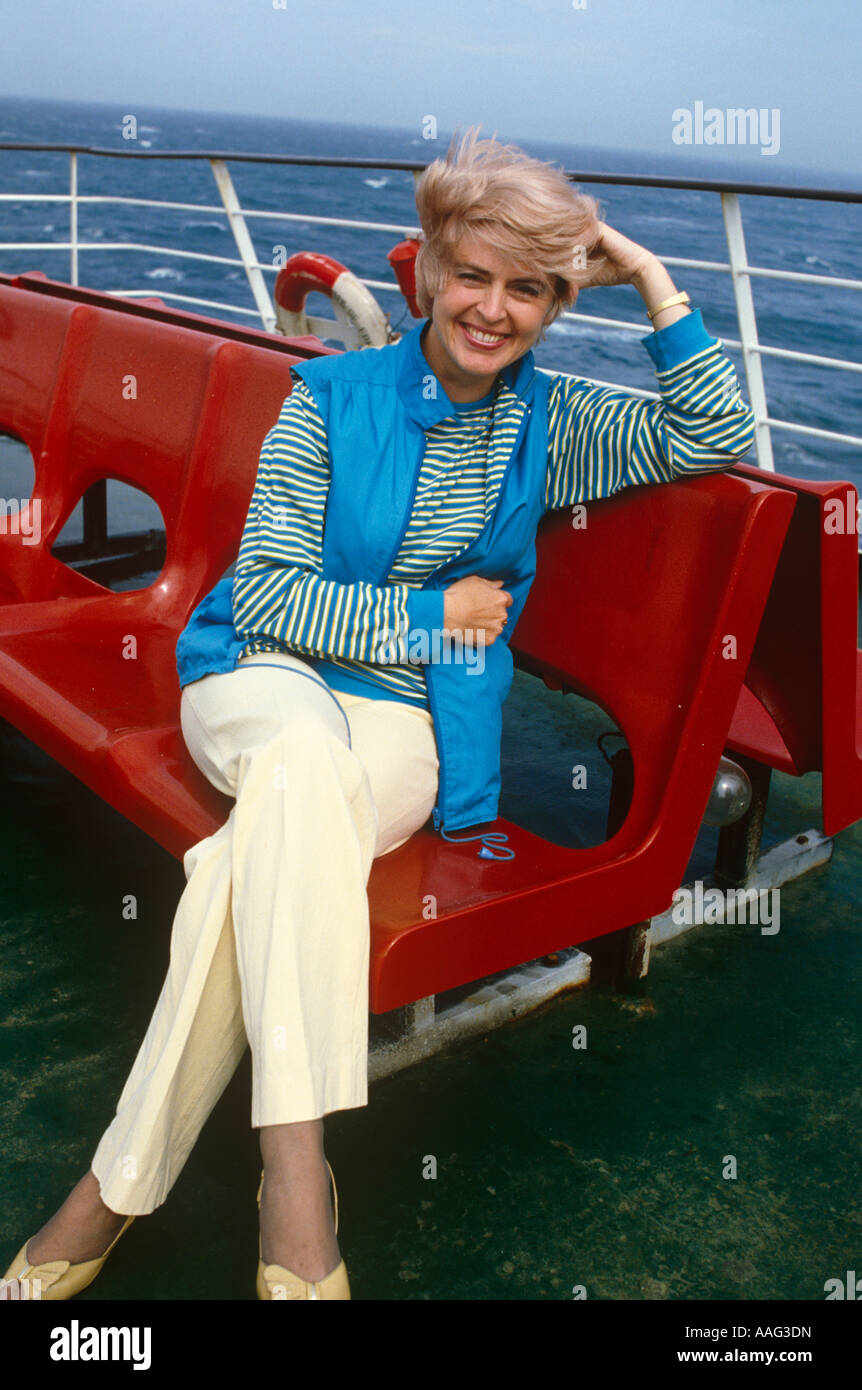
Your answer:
[3,129,754,1301]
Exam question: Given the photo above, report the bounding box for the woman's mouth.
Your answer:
[459,321,510,350]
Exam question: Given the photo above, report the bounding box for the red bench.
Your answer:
[367,472,793,1010]
[726,461,862,837]
[0,274,311,847]
[0,276,795,1013]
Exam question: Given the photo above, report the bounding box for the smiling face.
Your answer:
[421,232,569,402]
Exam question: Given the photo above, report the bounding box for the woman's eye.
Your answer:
[455,272,542,297]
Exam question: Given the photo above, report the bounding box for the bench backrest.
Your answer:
[730,461,861,835]
[0,278,300,622]
[511,472,795,853]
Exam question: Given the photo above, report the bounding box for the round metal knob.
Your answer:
[703,756,752,827]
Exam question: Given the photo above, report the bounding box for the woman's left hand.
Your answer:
[576,221,688,327]
[578,221,659,292]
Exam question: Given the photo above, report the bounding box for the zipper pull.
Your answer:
[432,807,442,830]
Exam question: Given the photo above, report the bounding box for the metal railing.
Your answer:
[2,142,862,473]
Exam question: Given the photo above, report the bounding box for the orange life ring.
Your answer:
[274,252,393,349]
[386,238,423,318]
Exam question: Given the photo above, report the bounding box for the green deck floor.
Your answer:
[1,669,860,1301]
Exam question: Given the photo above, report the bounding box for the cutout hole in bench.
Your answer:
[51,480,166,592]
[0,431,36,518]
[501,669,617,849]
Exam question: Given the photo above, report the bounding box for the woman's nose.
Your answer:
[476,283,507,321]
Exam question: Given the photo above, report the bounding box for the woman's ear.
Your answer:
[542,292,571,330]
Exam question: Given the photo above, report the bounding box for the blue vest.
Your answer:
[176,318,553,833]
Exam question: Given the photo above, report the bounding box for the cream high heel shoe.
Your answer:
[3,1215,135,1301]
[256,1161,350,1300]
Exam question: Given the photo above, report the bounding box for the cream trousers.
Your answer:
[90,652,439,1214]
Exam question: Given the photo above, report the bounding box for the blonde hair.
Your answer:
[413,127,604,325]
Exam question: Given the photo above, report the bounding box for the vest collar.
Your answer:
[396,317,537,428]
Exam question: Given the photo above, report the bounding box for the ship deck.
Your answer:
[1,660,859,1302]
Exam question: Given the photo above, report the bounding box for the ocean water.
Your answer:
[1,95,861,491]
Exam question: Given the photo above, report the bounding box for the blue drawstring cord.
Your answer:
[233,658,352,747]
[440,827,515,860]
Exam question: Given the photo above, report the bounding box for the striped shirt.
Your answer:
[232,330,751,711]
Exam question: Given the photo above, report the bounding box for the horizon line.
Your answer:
[1,91,859,187]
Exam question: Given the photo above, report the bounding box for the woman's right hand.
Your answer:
[443,575,512,646]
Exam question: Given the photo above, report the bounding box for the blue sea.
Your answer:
[1,95,861,490]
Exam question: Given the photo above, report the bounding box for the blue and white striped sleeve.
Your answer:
[544,310,756,509]
[232,379,442,662]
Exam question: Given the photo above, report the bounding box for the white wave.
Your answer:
[547,319,636,343]
[363,177,388,188]
[775,441,827,473]
[145,266,184,281]
[182,220,226,231]
[139,125,159,133]
[641,213,696,228]
[140,140,153,148]
[42,223,54,233]
[24,168,50,177]
[804,254,834,271]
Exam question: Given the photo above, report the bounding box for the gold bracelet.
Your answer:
[646,291,691,321]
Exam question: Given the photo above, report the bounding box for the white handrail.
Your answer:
[110,289,262,316]
[0,150,859,463]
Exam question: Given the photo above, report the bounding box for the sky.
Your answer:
[1,0,860,179]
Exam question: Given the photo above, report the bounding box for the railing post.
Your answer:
[69,151,78,287]
[721,191,774,471]
[70,149,107,549]
[82,480,108,554]
[584,745,652,989]
[208,158,276,332]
